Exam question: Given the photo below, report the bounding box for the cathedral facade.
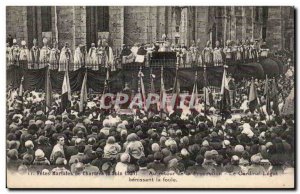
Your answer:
[6,6,294,53]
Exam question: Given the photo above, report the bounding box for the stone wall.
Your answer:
[195,7,209,48]
[56,6,76,51]
[74,6,87,48]
[124,6,149,45]
[109,6,124,51]
[6,6,295,53]
[6,6,28,45]
[266,7,283,50]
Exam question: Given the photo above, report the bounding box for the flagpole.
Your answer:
[160,65,164,119]
[221,64,228,121]
[204,65,207,117]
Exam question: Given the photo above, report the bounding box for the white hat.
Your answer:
[250,155,261,164]
[35,149,45,158]
[43,38,48,44]
[181,148,189,156]
[120,153,130,163]
[231,155,240,161]
[45,120,53,125]
[21,40,26,46]
[223,140,230,146]
[13,39,17,43]
[234,145,244,153]
[151,143,160,152]
[25,140,34,148]
[202,140,209,147]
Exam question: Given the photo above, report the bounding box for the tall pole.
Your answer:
[54,6,58,43]
[204,65,207,117]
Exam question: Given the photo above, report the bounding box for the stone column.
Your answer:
[266,6,283,50]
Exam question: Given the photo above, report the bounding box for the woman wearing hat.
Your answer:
[124,133,145,164]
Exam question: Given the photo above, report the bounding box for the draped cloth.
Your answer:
[6,58,285,94]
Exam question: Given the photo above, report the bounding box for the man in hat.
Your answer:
[102,39,115,71]
[51,157,71,175]
[73,44,85,71]
[39,37,51,69]
[6,42,13,68]
[29,38,40,69]
[19,40,30,69]
[11,39,20,66]
[59,42,72,71]
[49,41,60,70]
[213,40,223,66]
[88,43,99,70]
[202,40,213,66]
[7,34,13,47]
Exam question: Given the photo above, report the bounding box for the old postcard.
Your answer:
[6,5,295,189]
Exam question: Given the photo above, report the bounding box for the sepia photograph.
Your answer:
[5,5,295,189]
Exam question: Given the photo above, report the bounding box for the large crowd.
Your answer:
[6,58,295,176]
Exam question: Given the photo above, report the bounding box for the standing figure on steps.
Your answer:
[213,41,223,66]
[19,40,30,69]
[39,38,51,69]
[59,42,72,71]
[202,40,213,67]
[29,39,39,69]
[49,41,60,70]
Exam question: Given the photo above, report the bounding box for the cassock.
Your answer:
[29,45,40,69]
[58,46,72,71]
[88,46,99,70]
[11,44,20,66]
[39,46,51,69]
[19,46,30,69]
[49,47,60,70]
[6,45,13,67]
[73,46,85,71]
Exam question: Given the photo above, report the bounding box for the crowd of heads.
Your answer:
[6,67,295,176]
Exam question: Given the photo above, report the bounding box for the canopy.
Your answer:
[270,57,286,74]
[234,62,265,80]
[260,58,280,77]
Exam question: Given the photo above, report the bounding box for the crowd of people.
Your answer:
[6,60,295,176]
[6,34,274,72]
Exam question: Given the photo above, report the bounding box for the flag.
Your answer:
[45,67,52,112]
[159,66,167,112]
[61,67,71,112]
[220,67,231,115]
[248,78,258,113]
[190,71,198,108]
[172,65,180,110]
[79,70,88,112]
[18,76,24,97]
[270,78,279,115]
[103,67,110,94]
[16,76,24,111]
[203,67,213,107]
[150,69,155,93]
[138,68,146,110]
[264,75,272,115]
